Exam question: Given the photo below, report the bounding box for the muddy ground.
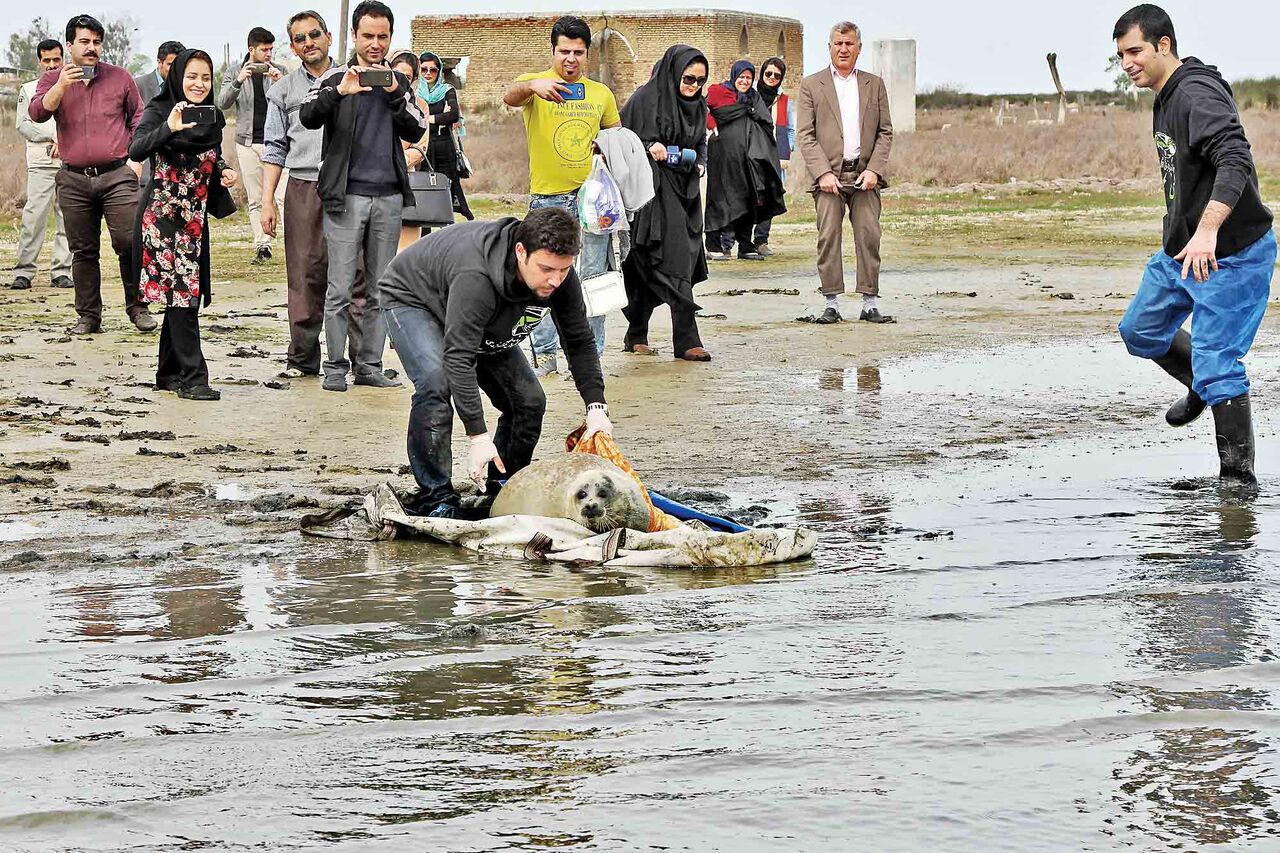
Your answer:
[0,189,1274,560]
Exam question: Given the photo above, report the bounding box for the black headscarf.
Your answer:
[725,59,756,105]
[153,49,225,154]
[620,44,707,151]
[757,56,786,108]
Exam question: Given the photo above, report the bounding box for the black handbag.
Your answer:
[401,165,455,227]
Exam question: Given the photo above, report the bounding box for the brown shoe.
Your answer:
[678,347,712,362]
[68,319,101,335]
[131,311,158,332]
[625,343,660,355]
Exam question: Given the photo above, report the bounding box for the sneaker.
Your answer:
[250,246,271,265]
[51,275,73,289]
[177,385,221,401]
[426,501,460,520]
[533,352,559,377]
[353,371,402,388]
[322,374,348,392]
[737,251,766,261]
[131,311,158,332]
[755,243,773,258]
[706,250,731,261]
[9,276,32,290]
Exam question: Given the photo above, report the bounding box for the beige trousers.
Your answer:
[236,142,284,249]
[813,163,882,297]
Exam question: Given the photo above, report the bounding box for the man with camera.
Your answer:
[11,39,71,292]
[380,207,613,518]
[219,27,287,266]
[300,0,425,393]
[503,15,620,377]
[31,14,155,334]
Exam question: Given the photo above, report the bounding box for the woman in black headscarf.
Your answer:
[620,44,712,361]
[704,58,786,261]
[130,48,238,401]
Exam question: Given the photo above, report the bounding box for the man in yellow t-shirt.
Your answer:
[504,15,620,375]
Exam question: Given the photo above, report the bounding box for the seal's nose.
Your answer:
[581,504,602,519]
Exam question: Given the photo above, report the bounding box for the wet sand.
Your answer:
[2,211,1279,849]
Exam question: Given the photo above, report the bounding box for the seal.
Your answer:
[490,454,650,533]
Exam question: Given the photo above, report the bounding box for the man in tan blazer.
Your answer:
[796,21,894,324]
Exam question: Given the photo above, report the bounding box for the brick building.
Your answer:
[410,10,803,110]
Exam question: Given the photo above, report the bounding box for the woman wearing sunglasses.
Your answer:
[703,58,786,262]
[415,50,474,222]
[619,45,713,361]
[753,56,794,258]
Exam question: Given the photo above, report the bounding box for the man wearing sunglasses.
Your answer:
[262,10,367,380]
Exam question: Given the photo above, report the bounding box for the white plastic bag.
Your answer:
[577,155,626,234]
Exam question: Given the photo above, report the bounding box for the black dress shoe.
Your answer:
[814,307,842,324]
[177,385,221,401]
[51,275,73,289]
[9,276,32,290]
[154,377,181,392]
[859,308,896,324]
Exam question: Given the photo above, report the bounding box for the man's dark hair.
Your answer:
[157,40,185,61]
[288,10,328,34]
[248,27,276,48]
[351,0,394,34]
[515,208,582,258]
[550,15,591,51]
[37,39,63,58]
[64,14,104,44]
[1113,4,1178,57]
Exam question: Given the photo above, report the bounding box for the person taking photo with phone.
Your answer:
[218,27,287,266]
[502,15,620,377]
[129,48,239,401]
[300,0,426,393]
[31,14,155,335]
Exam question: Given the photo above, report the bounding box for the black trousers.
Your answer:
[156,305,208,389]
[623,274,703,355]
[706,213,756,255]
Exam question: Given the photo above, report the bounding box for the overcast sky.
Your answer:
[5,0,1277,93]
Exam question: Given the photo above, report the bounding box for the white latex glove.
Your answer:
[468,433,505,488]
[583,407,613,440]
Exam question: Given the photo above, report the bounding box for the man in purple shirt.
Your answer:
[31,14,155,334]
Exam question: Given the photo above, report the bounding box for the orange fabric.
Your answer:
[565,426,682,532]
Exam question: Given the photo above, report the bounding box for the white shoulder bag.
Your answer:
[581,235,627,317]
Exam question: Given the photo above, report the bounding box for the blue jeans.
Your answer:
[385,304,546,506]
[1119,230,1276,406]
[528,191,608,357]
[322,194,401,378]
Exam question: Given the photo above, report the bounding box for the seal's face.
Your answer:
[570,473,621,533]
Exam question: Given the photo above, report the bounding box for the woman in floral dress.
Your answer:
[130,48,238,401]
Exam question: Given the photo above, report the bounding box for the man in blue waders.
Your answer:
[1113,4,1276,487]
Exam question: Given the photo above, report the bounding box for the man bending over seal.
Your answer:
[380,206,614,517]
[1114,4,1275,487]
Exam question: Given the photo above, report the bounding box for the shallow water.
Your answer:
[3,338,1280,851]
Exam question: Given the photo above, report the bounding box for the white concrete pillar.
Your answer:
[868,39,916,133]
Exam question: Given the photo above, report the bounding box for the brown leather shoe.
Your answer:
[678,347,712,362]
[625,343,659,355]
[131,311,158,332]
[68,319,101,335]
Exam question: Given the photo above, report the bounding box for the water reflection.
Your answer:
[1116,493,1277,847]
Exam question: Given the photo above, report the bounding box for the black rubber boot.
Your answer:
[1212,393,1256,487]
[1153,329,1206,427]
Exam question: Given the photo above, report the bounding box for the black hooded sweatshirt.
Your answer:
[1152,58,1272,259]
[379,218,605,436]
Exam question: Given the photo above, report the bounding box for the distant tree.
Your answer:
[1106,55,1134,97]
[127,52,149,74]
[4,16,57,71]
[99,15,138,67]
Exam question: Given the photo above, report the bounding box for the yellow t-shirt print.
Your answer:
[516,69,621,196]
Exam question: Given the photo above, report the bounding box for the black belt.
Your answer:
[841,158,862,170]
[64,158,128,177]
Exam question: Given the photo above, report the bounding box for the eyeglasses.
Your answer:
[681,74,707,86]
[291,29,324,44]
[763,70,782,80]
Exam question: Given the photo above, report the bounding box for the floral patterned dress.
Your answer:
[139,150,216,308]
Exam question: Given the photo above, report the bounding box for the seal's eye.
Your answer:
[576,489,588,501]
[597,488,610,498]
